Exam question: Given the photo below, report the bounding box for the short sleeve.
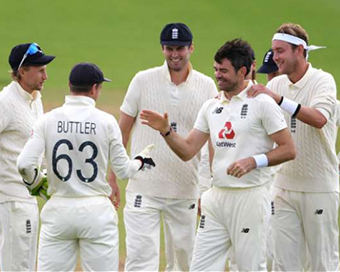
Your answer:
[309,73,337,121]
[194,100,211,134]
[120,73,142,118]
[260,95,287,135]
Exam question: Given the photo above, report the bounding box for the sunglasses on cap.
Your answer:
[17,43,42,70]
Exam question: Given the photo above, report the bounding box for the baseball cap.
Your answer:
[69,62,111,87]
[257,49,278,74]
[9,43,55,71]
[160,23,193,46]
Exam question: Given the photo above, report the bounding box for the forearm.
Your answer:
[163,130,196,161]
[266,143,296,166]
[294,105,327,128]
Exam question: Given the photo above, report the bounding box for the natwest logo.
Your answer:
[218,121,235,139]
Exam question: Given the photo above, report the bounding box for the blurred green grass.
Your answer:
[3,0,340,271]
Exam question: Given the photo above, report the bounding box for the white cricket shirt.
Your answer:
[0,81,43,203]
[121,61,218,199]
[194,81,287,188]
[267,63,339,192]
[17,96,141,198]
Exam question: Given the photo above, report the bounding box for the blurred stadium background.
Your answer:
[0,0,339,270]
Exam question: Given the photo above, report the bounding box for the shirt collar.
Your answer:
[288,63,313,90]
[161,61,193,84]
[64,95,96,107]
[13,81,42,102]
[220,80,253,104]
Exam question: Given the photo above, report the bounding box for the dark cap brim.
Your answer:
[257,65,278,74]
[161,40,192,46]
[25,55,55,67]
[103,77,111,82]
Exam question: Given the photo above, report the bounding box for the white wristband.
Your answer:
[279,97,300,116]
[252,154,268,168]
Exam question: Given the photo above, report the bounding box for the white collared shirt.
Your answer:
[267,63,339,192]
[120,62,218,199]
[0,81,43,203]
[194,81,287,188]
[17,95,141,198]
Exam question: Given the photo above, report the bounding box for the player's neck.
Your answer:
[288,60,309,84]
[169,64,190,86]
[223,80,248,100]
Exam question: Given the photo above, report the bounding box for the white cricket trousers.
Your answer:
[124,191,198,272]
[37,195,119,272]
[272,188,339,271]
[190,185,270,272]
[0,201,38,272]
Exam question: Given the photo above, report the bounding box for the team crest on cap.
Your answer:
[264,51,272,63]
[172,28,179,39]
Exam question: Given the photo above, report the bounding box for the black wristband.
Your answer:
[292,104,301,117]
[160,127,172,137]
[278,96,284,106]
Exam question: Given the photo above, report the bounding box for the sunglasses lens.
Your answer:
[27,43,39,55]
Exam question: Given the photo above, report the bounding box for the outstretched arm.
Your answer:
[140,110,209,161]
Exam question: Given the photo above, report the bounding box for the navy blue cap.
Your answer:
[160,23,193,46]
[9,43,55,71]
[257,49,278,74]
[69,63,111,87]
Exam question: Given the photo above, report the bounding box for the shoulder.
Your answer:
[311,66,335,82]
[201,98,220,112]
[133,65,164,79]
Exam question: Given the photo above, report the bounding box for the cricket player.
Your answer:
[0,42,55,271]
[140,38,296,271]
[108,22,218,271]
[249,23,339,271]
[17,63,156,272]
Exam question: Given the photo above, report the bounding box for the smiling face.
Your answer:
[214,58,244,93]
[272,40,301,76]
[162,44,193,72]
[18,65,48,93]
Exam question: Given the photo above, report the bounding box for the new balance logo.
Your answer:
[189,204,196,210]
[26,220,31,234]
[315,209,323,215]
[291,117,297,133]
[172,28,179,39]
[134,195,142,208]
[199,215,205,228]
[241,228,250,233]
[213,107,223,114]
[240,104,248,119]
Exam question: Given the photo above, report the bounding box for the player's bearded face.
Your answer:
[162,44,193,72]
[19,65,48,92]
[272,40,300,76]
[214,59,240,93]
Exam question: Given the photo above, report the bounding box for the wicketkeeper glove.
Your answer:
[23,169,50,201]
[134,144,156,171]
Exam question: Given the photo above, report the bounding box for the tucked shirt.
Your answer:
[121,61,218,199]
[17,95,141,198]
[194,81,287,188]
[267,63,339,192]
[0,81,43,203]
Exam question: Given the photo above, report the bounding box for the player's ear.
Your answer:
[238,66,247,77]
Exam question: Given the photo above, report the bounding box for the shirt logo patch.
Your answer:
[170,122,177,132]
[218,122,235,139]
[134,195,142,208]
[314,209,323,215]
[240,104,248,119]
[291,117,297,133]
[212,107,224,114]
